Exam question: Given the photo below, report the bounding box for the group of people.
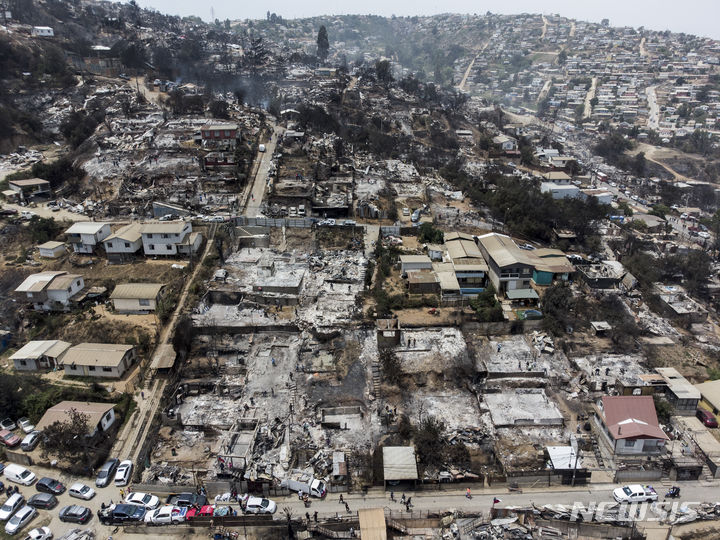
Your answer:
[389,491,413,511]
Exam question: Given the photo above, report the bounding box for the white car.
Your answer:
[698,231,711,239]
[17,418,35,434]
[125,492,160,510]
[0,493,25,521]
[5,505,36,535]
[114,460,133,487]
[241,495,277,514]
[23,526,52,540]
[144,505,187,525]
[613,484,658,503]
[68,483,96,500]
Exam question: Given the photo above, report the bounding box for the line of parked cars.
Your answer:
[0,417,41,454]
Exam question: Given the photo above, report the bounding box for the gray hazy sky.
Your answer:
[135,0,720,40]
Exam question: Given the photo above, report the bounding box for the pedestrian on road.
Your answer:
[141,391,144,399]
[344,502,350,513]
[400,493,406,504]
[120,488,125,499]
[390,491,395,502]
[339,494,344,504]
[313,511,318,522]
[407,496,412,507]
[466,488,471,499]
[305,512,310,522]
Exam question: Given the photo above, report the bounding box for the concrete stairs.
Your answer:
[371,360,381,397]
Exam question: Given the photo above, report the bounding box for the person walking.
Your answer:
[344,502,350,514]
[466,488,472,499]
[313,511,318,522]
[390,491,395,502]
[400,493,406,504]
[339,493,344,504]
[305,512,311,522]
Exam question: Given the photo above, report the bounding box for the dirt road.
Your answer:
[583,77,598,119]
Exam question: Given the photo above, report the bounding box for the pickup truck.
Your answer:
[97,503,146,525]
[164,493,207,508]
[612,485,658,503]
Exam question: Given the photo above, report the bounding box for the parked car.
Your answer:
[95,458,119,488]
[97,503,146,525]
[5,505,36,535]
[114,460,133,487]
[27,493,57,510]
[185,505,214,520]
[36,477,65,495]
[164,493,207,508]
[23,526,52,540]
[0,418,17,431]
[20,432,40,452]
[144,504,187,525]
[59,505,92,524]
[697,408,719,428]
[0,493,25,521]
[16,419,34,435]
[3,465,36,486]
[0,430,21,448]
[124,492,160,510]
[241,495,277,515]
[68,483,95,500]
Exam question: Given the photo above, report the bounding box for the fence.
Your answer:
[614,468,663,483]
[4,450,32,466]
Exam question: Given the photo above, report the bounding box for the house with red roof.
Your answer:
[593,396,668,456]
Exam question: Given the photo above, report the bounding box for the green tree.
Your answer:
[39,408,91,461]
[414,416,445,467]
[375,59,393,84]
[418,222,444,244]
[558,49,568,65]
[27,216,60,243]
[316,25,329,62]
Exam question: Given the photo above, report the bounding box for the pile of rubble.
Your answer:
[530,331,554,354]
[141,463,194,485]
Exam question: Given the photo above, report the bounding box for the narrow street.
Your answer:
[646,85,659,130]
[583,77,598,119]
[111,224,217,462]
[242,123,284,217]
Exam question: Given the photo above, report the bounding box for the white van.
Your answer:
[3,464,36,486]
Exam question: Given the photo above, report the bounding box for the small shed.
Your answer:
[591,321,612,336]
[37,241,66,258]
[382,446,418,488]
[399,255,432,273]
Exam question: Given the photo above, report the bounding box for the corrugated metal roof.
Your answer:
[8,178,50,187]
[37,241,65,250]
[506,288,539,300]
[110,283,164,300]
[10,340,71,360]
[63,343,133,367]
[697,380,720,411]
[105,223,142,243]
[65,222,109,235]
[140,222,188,234]
[399,255,432,264]
[358,508,387,540]
[382,446,418,481]
[15,271,66,293]
[35,401,115,432]
[150,343,176,370]
[477,233,535,268]
[46,274,82,291]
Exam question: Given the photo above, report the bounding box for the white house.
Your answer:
[541,182,581,199]
[15,271,85,311]
[493,134,518,151]
[10,340,71,371]
[110,283,164,313]
[140,221,202,257]
[37,241,66,258]
[103,223,143,263]
[63,343,136,378]
[65,222,111,254]
[399,255,433,273]
[593,396,668,456]
[31,26,54,37]
[35,401,116,437]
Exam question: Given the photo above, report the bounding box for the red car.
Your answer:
[185,505,214,520]
[0,429,20,447]
[696,409,718,428]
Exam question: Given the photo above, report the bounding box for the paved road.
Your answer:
[277,481,720,522]
[646,85,659,130]
[583,77,598,119]
[242,124,283,217]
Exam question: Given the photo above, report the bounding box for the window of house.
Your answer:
[139,299,150,306]
[27,292,33,298]
[76,280,81,286]
[70,365,77,370]
[214,131,220,137]
[147,233,153,239]
[124,242,130,248]
[624,439,636,447]
[107,242,113,248]
[67,287,72,293]
[162,234,169,239]
[89,366,96,371]
[105,412,112,421]
[149,244,155,250]
[20,360,26,366]
[167,245,172,250]
[102,367,112,372]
